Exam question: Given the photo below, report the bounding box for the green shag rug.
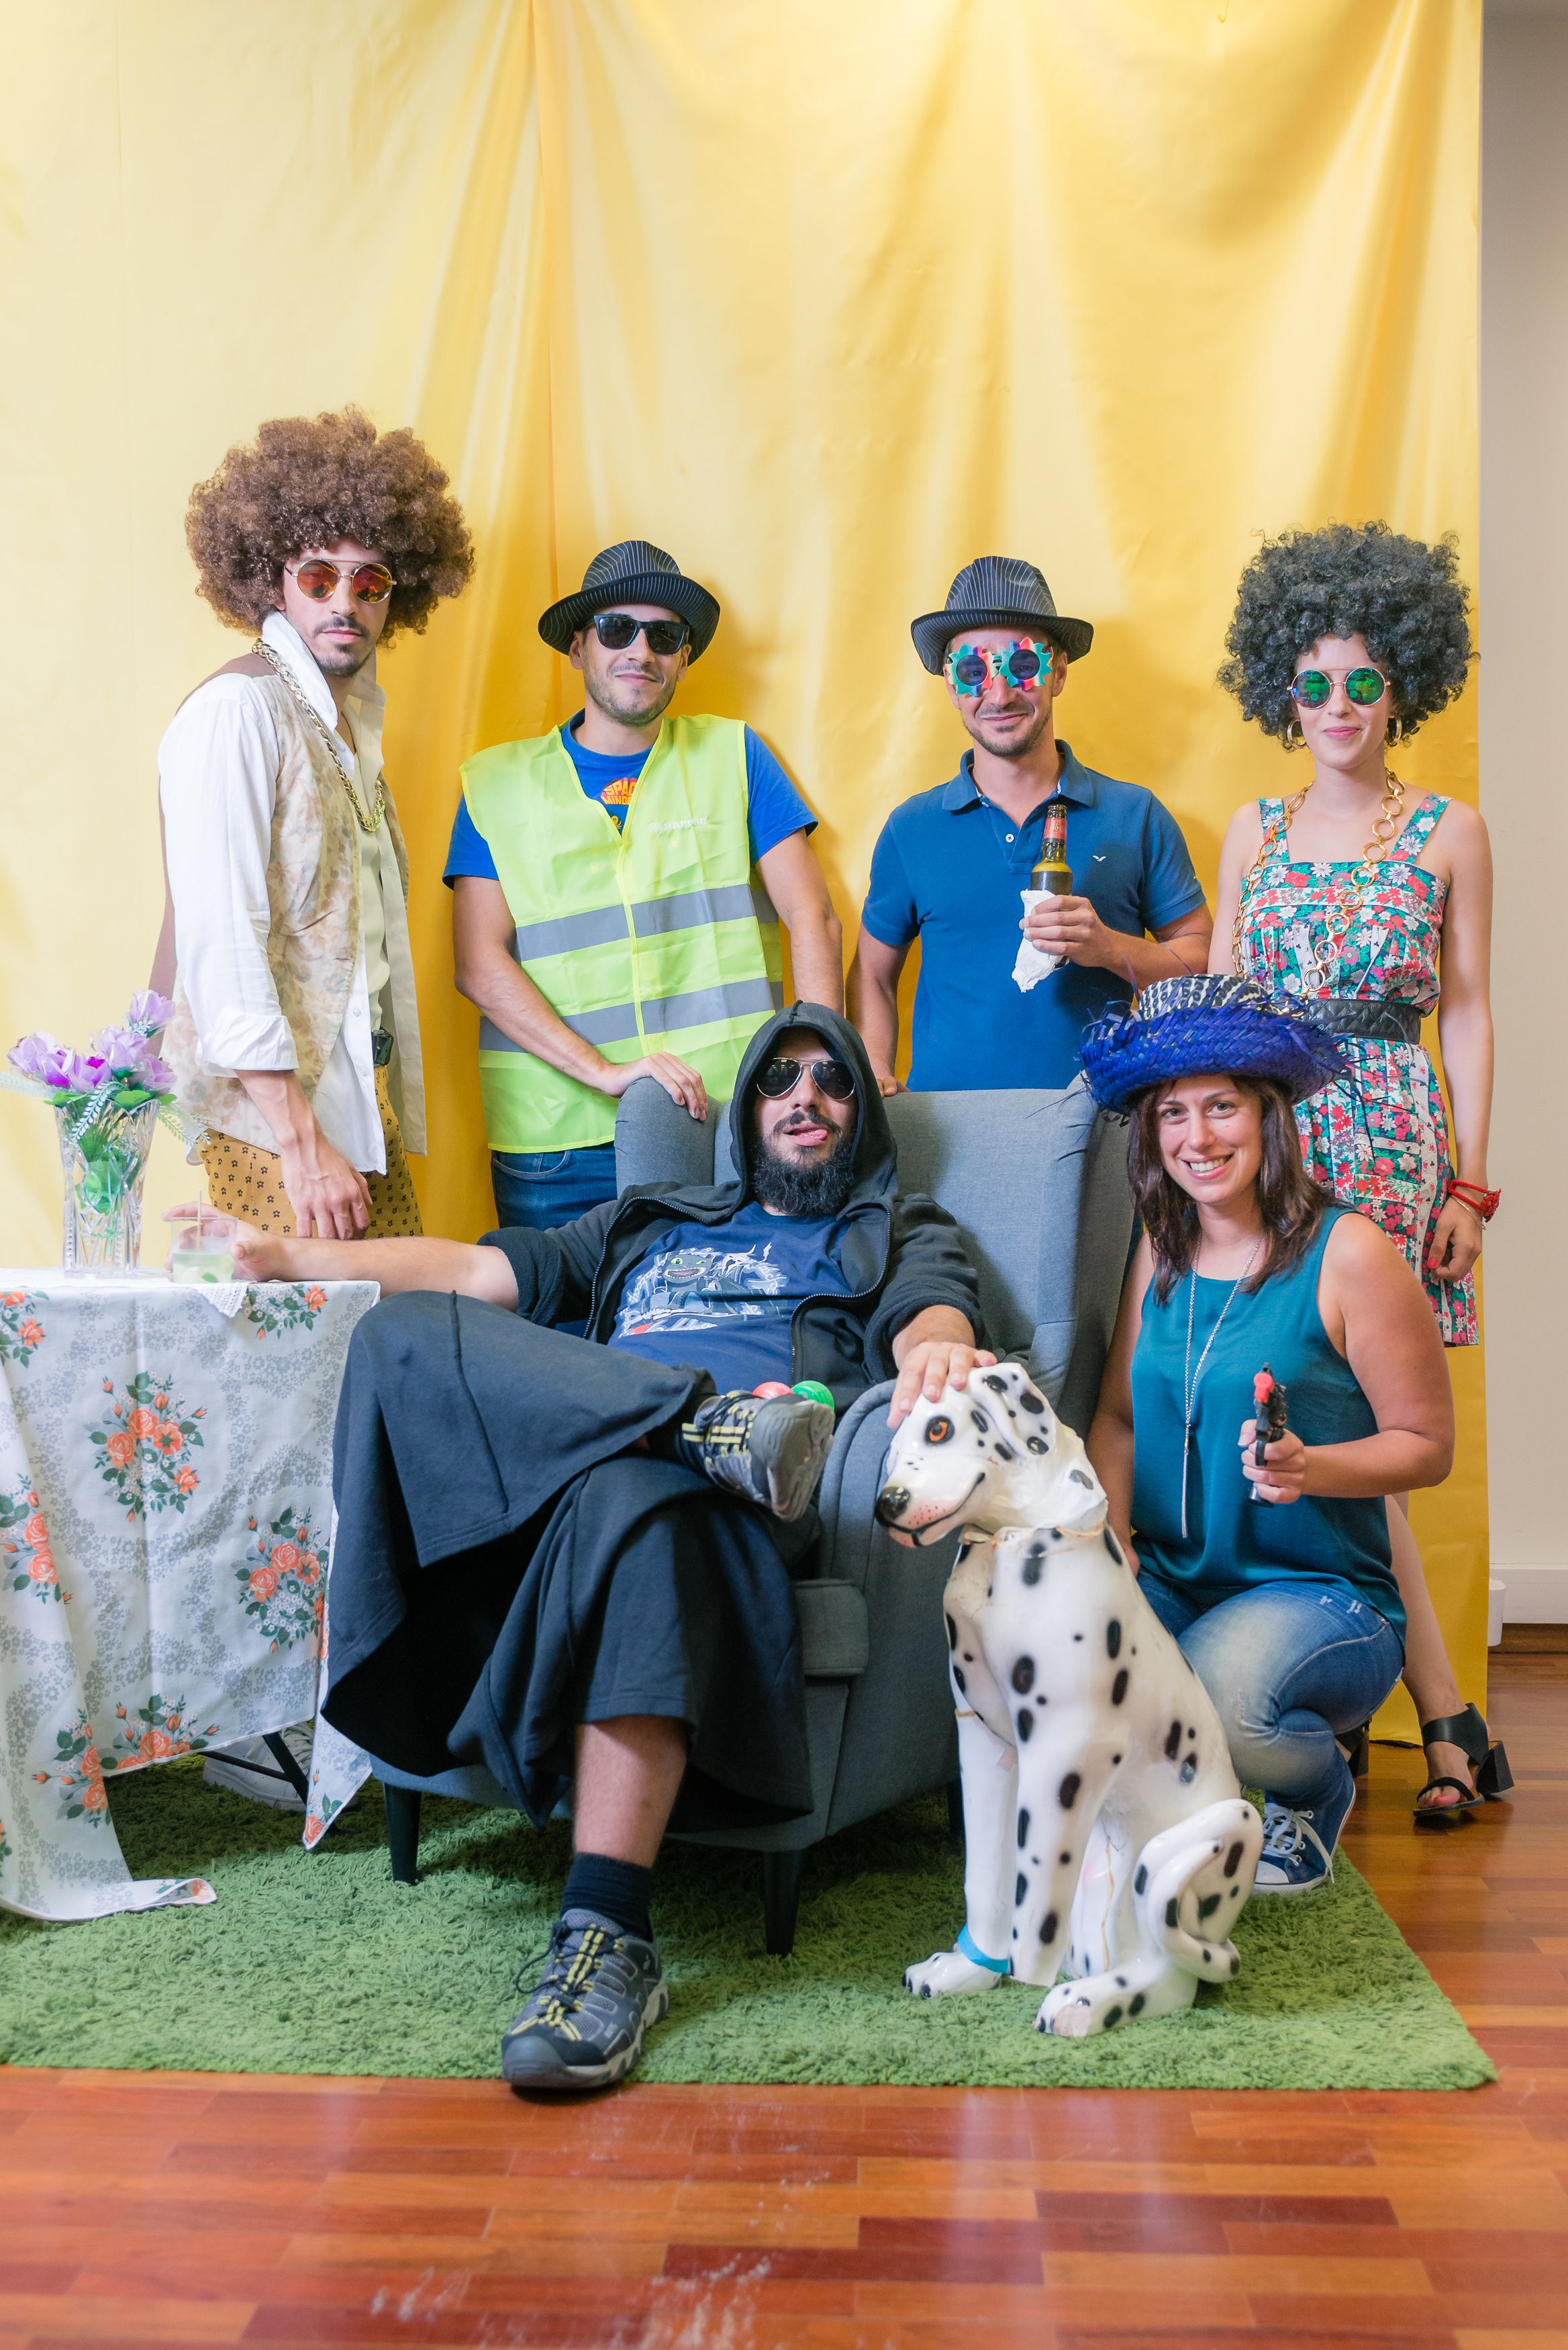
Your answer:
[0,1764,1492,2089]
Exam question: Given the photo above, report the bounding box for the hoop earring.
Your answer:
[1283,718,1304,750]
[1387,715,1405,746]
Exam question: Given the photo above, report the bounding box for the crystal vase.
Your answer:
[56,1098,160,1272]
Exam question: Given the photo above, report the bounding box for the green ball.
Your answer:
[791,1379,835,1409]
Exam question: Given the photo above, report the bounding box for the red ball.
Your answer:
[752,1382,793,1399]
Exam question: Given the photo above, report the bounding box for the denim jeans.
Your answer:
[490,1142,619,1233]
[1139,1571,1404,1818]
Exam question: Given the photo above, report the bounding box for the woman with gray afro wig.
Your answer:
[1209,522,1508,1830]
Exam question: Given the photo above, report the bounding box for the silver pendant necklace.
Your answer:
[1181,1237,1263,1540]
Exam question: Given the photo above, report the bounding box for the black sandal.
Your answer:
[1413,1703,1514,1827]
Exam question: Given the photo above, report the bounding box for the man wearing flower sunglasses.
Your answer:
[448,540,843,1233]
[155,408,473,1248]
[185,1004,985,2088]
[850,557,1210,1096]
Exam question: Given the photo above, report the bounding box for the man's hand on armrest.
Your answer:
[887,1306,996,1429]
[163,1205,520,1309]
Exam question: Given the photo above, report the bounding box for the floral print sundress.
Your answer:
[1236,792,1477,1348]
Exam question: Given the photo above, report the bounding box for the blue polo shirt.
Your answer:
[859,741,1205,1092]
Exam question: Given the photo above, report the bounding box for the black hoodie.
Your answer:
[479,1002,984,1411]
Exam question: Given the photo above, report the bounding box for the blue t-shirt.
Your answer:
[606,1199,850,1392]
[858,741,1206,1092]
[444,717,816,882]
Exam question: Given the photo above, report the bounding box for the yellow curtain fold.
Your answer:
[0,0,1483,1708]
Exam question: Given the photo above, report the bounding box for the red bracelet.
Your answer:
[1445,1178,1500,1222]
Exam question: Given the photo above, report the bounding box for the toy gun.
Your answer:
[1250,1364,1287,1499]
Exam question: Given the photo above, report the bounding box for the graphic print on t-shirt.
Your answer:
[616,1238,791,1336]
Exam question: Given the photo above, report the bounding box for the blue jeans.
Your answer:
[1140,1572,1404,1818]
[490,1143,619,1233]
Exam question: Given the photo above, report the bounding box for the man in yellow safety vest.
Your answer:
[448,540,843,1228]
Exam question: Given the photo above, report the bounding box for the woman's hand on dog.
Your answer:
[1238,1417,1308,1504]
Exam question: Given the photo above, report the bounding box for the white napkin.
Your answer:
[1013,888,1064,993]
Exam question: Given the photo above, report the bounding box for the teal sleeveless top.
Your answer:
[1130,1207,1403,1633]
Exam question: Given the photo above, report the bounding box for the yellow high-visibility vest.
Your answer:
[460,715,783,1152]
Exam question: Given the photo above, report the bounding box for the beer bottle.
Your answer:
[1030,798,1072,896]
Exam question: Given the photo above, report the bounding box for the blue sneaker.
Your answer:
[1253,1789,1351,1895]
[501,1909,669,2092]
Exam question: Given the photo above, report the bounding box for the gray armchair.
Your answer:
[373,1076,1134,1957]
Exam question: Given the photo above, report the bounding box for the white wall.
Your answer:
[1481,0,1568,1619]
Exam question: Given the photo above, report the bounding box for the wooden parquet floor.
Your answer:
[1,1652,1564,2349]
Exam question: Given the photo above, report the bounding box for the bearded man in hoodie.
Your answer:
[201,1005,987,2091]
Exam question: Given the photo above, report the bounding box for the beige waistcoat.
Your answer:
[163,655,413,1155]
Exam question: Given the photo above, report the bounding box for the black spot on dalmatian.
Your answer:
[944,1615,957,1650]
[1104,2004,1123,2027]
[971,1410,990,1435]
[1130,1993,1146,2016]
[1224,1840,1245,1877]
[1202,1948,1212,1964]
[1179,1754,1198,1784]
[1017,1809,1030,1847]
[1040,1910,1058,1942]
[1230,1885,1242,1899]
[1112,1753,1122,1765]
[1164,1720,1182,1761]
[1035,1693,1047,1707]
[1060,1852,1071,1865]
[1104,1529,1122,1562]
[1015,1873,1028,1907]
[962,1651,973,1662]
[1230,1953,1241,1975]
[1115,1975,1127,1988]
[1059,1772,1081,1809]
[953,1667,967,1693]
[1165,1898,1180,1928]
[1017,1709,1033,1742]
[1069,1468,1093,1488]
[1187,1727,1197,1741]
[1021,1545,1046,1587]
[925,1417,954,1445]
[1026,1436,1050,1454]
[1012,1656,1035,1695]
[1198,1893,1221,1920]
[983,1374,1008,1395]
[1073,1632,1084,1642]
[1133,1863,1148,1895]
[1018,1391,1044,1415]
[1106,1620,1122,1659]
[1111,1668,1129,1706]
[995,1443,1016,1463]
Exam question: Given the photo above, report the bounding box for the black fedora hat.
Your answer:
[910,555,1094,673]
[538,539,721,661]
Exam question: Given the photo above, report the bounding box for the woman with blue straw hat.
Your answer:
[1083,976,1458,1893]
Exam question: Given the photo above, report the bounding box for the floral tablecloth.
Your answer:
[0,1269,378,1921]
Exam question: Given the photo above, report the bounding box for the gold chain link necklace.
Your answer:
[252,638,387,834]
[1231,766,1407,990]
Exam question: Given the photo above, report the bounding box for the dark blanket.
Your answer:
[323,1293,812,1831]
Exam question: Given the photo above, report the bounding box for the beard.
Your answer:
[964,700,1052,759]
[585,664,679,729]
[748,1121,859,1217]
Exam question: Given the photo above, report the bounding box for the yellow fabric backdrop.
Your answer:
[0,0,1483,1718]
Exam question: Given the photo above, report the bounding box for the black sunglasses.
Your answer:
[756,1054,857,1101]
[591,611,691,655]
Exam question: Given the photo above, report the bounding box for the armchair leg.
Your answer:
[384,1785,423,1885]
[762,1849,803,1957]
[946,1776,965,1852]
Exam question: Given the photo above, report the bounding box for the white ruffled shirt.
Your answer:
[158,611,425,1172]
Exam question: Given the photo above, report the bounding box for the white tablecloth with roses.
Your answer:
[0,1269,378,1921]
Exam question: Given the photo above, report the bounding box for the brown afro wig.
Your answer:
[185,406,475,643]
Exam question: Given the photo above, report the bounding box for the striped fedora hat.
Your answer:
[538,540,721,660]
[910,555,1094,673]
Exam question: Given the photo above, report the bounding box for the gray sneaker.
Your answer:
[501,1909,669,2094]
[685,1390,834,1521]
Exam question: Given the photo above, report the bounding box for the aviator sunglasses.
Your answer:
[946,637,1057,695]
[286,557,397,605]
[1289,665,1389,708]
[756,1054,857,1101]
[590,611,691,656]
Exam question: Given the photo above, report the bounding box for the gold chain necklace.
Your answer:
[1231,767,1407,990]
[252,638,387,834]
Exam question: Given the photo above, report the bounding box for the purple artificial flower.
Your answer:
[8,1033,82,1092]
[65,1051,111,1094]
[87,1027,172,1094]
[127,990,173,1034]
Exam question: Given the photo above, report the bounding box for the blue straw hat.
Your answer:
[1080,974,1346,1113]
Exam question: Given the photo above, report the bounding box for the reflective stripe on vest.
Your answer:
[460,714,783,1153]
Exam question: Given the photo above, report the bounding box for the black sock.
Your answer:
[562,1852,654,1942]
[647,1372,720,1477]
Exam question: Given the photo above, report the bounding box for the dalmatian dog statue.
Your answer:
[875,1360,1262,2038]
